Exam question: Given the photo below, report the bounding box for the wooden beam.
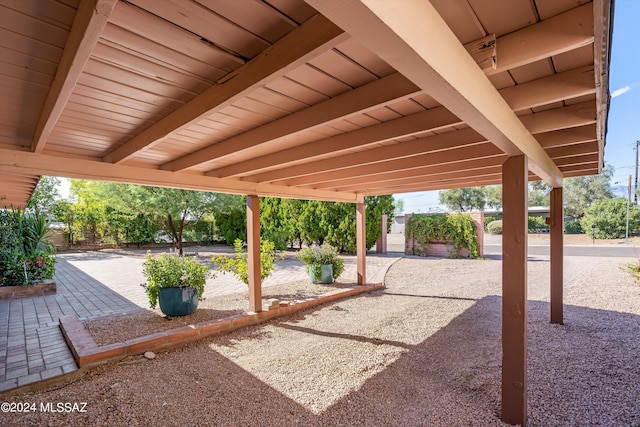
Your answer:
[519,101,596,134]
[103,14,347,164]
[499,66,595,112]
[0,148,362,203]
[501,155,528,425]
[163,73,421,173]
[306,0,563,187]
[535,124,597,149]
[356,202,366,285]
[31,0,118,153]
[487,3,594,75]
[247,195,262,313]
[550,187,564,325]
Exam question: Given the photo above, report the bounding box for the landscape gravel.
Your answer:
[83,280,360,346]
[3,254,639,426]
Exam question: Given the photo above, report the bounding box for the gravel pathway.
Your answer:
[2,255,639,426]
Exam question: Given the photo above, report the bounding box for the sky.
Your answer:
[396,0,640,214]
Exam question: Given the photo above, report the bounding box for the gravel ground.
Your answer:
[3,255,640,426]
[84,281,361,346]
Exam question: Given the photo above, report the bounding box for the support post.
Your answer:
[550,187,564,324]
[501,155,528,425]
[376,214,388,253]
[356,202,366,285]
[247,195,262,312]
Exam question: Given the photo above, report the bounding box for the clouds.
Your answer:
[611,85,631,98]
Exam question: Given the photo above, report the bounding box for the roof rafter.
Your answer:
[307,0,564,187]
[269,102,597,187]
[104,13,348,164]
[31,0,118,153]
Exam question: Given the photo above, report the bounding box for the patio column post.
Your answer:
[550,187,564,324]
[501,155,528,426]
[356,202,366,285]
[247,194,262,313]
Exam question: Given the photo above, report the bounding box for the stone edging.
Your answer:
[60,283,384,368]
[0,280,56,299]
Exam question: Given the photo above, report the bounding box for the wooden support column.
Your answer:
[356,202,366,285]
[550,187,564,324]
[376,214,388,253]
[501,155,528,426]
[246,195,262,313]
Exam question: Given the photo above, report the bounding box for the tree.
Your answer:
[438,187,487,211]
[98,183,216,254]
[484,186,502,209]
[528,181,551,207]
[27,176,60,214]
[580,197,640,239]
[564,163,614,219]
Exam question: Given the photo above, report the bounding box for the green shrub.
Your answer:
[211,239,279,285]
[486,220,503,235]
[528,216,549,233]
[564,221,584,234]
[580,197,640,239]
[484,216,498,231]
[0,209,57,287]
[406,213,480,258]
[215,208,246,244]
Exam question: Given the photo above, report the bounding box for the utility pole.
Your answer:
[635,140,639,203]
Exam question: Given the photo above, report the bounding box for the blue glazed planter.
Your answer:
[158,286,199,316]
[308,264,333,284]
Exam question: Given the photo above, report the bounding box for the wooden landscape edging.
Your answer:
[60,282,384,368]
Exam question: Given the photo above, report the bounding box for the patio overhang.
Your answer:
[0,0,614,424]
[0,0,611,208]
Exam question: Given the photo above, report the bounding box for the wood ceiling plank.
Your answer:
[161,72,419,172]
[109,1,243,71]
[128,0,270,59]
[307,0,563,187]
[104,14,347,164]
[31,0,118,153]
[100,24,227,82]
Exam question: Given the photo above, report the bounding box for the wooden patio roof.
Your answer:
[0,0,613,208]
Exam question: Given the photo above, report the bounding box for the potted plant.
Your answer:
[297,243,344,284]
[141,252,212,316]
